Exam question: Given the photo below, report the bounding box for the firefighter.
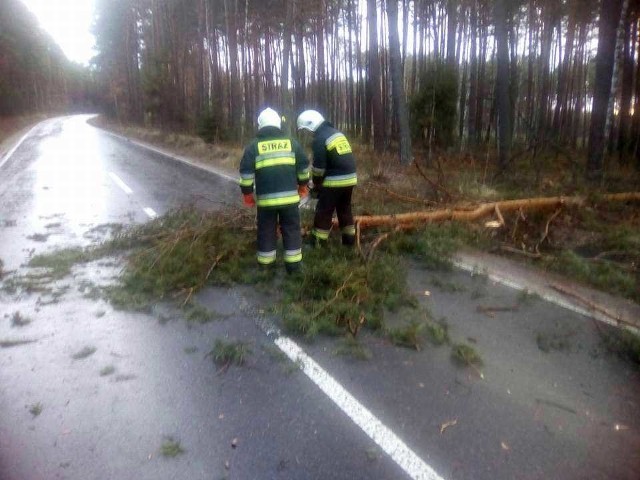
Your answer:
[239,108,310,273]
[296,110,357,246]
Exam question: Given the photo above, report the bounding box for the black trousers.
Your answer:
[257,205,302,271]
[313,186,356,245]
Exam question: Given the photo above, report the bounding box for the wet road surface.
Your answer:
[1,116,639,480]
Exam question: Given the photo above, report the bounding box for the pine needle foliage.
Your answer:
[28,247,93,279]
[103,207,258,309]
[383,223,469,270]
[90,208,446,340]
[183,302,215,323]
[209,339,251,366]
[280,245,417,340]
[160,438,185,458]
[425,318,450,345]
[388,320,426,350]
[451,343,483,366]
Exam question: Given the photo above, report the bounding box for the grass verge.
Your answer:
[543,250,639,303]
[600,328,640,364]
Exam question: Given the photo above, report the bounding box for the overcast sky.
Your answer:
[20,0,96,65]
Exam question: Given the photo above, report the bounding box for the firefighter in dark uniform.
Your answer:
[239,108,310,273]
[296,110,357,246]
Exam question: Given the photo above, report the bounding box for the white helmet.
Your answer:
[257,108,281,130]
[297,110,325,132]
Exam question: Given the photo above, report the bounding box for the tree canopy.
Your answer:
[0,0,97,116]
[5,0,640,178]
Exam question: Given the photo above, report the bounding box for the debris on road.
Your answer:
[440,419,457,434]
[160,437,185,458]
[476,304,519,318]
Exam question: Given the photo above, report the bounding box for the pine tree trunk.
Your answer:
[264,27,274,102]
[367,0,384,150]
[525,0,535,141]
[537,5,554,143]
[387,0,413,164]
[317,1,327,108]
[495,0,511,171]
[223,0,241,140]
[281,0,294,135]
[552,11,576,139]
[467,2,478,144]
[587,0,624,182]
[617,14,634,163]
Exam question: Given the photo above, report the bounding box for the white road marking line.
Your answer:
[0,123,41,170]
[274,336,446,480]
[108,172,133,195]
[143,207,157,219]
[232,292,444,479]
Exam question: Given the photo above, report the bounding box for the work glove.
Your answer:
[242,193,256,207]
[298,185,309,198]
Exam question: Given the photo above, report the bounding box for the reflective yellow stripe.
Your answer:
[326,135,352,155]
[298,171,310,181]
[239,178,254,187]
[257,256,277,265]
[255,157,296,170]
[257,194,300,207]
[284,253,303,263]
[258,139,292,154]
[323,177,358,188]
[313,228,330,240]
[341,225,356,235]
[257,250,277,264]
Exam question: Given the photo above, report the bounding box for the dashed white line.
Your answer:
[274,336,445,480]
[143,207,157,219]
[108,172,133,195]
[108,172,158,221]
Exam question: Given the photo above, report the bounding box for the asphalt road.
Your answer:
[0,116,638,480]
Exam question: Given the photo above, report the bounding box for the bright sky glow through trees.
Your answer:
[20,0,96,64]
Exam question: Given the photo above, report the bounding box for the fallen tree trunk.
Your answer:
[347,192,640,230]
